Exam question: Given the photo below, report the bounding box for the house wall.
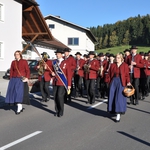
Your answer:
[0,0,22,75]
[22,46,56,60]
[45,18,95,56]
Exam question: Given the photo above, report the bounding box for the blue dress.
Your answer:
[108,71,127,114]
[5,78,24,104]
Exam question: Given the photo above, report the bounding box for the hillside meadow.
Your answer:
[95,45,150,55]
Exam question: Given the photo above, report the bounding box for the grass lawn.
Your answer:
[95,45,150,55]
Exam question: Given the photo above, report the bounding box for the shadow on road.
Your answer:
[30,96,55,115]
[117,131,150,147]
[0,95,16,113]
[66,100,116,122]
[127,106,150,114]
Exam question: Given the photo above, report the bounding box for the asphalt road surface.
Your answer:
[0,79,149,150]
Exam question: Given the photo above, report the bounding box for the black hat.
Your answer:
[41,52,50,58]
[98,52,104,57]
[64,48,71,52]
[109,53,115,58]
[124,49,130,53]
[55,49,64,54]
[144,53,149,56]
[139,52,144,56]
[75,52,82,56]
[41,52,48,55]
[88,51,95,56]
[105,52,110,57]
[130,45,138,50]
[83,54,88,58]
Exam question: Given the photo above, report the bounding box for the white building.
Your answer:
[0,0,22,74]
[0,0,69,77]
[45,15,97,56]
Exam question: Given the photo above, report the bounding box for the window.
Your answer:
[49,24,55,29]
[0,42,4,58]
[0,3,4,21]
[68,38,79,45]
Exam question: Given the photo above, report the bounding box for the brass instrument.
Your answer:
[98,65,104,76]
[38,60,45,75]
[84,64,90,73]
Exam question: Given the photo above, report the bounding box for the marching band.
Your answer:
[5,45,150,121]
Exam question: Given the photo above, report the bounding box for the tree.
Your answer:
[109,31,118,47]
[103,34,109,48]
[122,30,130,45]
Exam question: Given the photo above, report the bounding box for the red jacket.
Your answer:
[52,59,72,87]
[104,62,114,83]
[98,59,108,78]
[10,59,30,79]
[35,60,53,81]
[64,55,76,78]
[146,60,150,76]
[108,62,130,86]
[140,59,147,78]
[75,58,85,77]
[84,59,99,79]
[126,54,143,78]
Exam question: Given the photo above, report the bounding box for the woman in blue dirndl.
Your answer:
[108,53,131,122]
[5,50,30,114]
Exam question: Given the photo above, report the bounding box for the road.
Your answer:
[0,78,149,150]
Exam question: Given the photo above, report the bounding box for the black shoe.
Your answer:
[130,101,134,105]
[115,119,120,123]
[57,114,63,117]
[134,100,139,105]
[16,108,25,115]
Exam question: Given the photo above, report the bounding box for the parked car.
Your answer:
[3,60,39,80]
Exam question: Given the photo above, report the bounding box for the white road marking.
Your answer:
[0,131,42,150]
[87,99,108,109]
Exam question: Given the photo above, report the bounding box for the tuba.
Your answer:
[38,60,45,75]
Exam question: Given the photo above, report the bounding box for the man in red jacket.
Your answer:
[36,52,53,102]
[126,45,144,105]
[74,52,85,97]
[64,48,76,102]
[84,51,99,104]
[96,52,108,99]
[124,49,130,63]
[52,49,71,117]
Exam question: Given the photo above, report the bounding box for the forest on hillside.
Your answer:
[90,14,150,50]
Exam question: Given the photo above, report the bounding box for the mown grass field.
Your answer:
[95,45,150,55]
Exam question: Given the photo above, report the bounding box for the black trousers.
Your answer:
[74,74,83,96]
[86,79,96,104]
[130,73,139,101]
[96,76,106,98]
[146,75,150,93]
[40,78,50,101]
[53,85,66,116]
[22,82,30,105]
[139,78,147,97]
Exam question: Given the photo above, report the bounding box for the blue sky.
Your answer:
[36,0,150,28]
